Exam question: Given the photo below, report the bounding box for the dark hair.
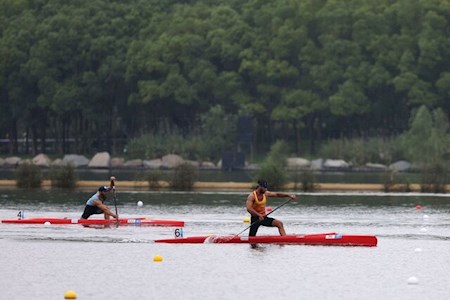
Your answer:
[98,186,109,192]
[257,180,268,189]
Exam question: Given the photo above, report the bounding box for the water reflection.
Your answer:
[0,169,423,183]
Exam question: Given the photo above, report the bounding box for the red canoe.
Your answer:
[1,217,184,227]
[154,233,377,246]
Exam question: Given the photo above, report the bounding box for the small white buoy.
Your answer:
[414,247,422,252]
[420,227,427,233]
[407,276,419,285]
[137,201,143,207]
[44,221,51,226]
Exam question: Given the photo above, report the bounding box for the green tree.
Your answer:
[402,105,450,163]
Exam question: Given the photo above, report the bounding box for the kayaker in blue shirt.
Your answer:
[81,176,119,220]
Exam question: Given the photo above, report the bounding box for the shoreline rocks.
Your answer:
[0,152,415,173]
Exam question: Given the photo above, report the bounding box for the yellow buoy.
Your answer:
[64,290,77,299]
[153,254,163,262]
[243,216,250,223]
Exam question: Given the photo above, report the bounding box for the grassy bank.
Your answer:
[0,180,441,192]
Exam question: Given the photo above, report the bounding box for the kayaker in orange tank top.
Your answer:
[246,179,296,236]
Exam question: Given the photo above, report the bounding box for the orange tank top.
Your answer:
[252,191,266,215]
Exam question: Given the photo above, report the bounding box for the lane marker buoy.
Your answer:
[153,254,163,262]
[64,290,77,299]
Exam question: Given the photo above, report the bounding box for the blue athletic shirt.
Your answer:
[86,193,103,206]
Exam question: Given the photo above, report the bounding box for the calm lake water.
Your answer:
[0,189,449,300]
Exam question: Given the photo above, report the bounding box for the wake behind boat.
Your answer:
[1,217,184,227]
[154,232,377,246]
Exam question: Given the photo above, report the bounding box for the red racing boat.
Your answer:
[1,217,184,227]
[154,232,377,246]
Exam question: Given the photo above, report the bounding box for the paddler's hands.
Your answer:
[288,194,296,200]
[110,176,116,182]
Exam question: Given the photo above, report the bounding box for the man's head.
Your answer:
[257,180,268,193]
[98,186,110,199]
[98,186,110,192]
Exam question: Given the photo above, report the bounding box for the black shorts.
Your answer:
[249,216,275,236]
[81,205,103,219]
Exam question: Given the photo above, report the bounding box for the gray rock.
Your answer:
[365,163,387,170]
[161,154,184,169]
[287,157,310,169]
[245,163,260,170]
[124,159,143,168]
[200,161,217,169]
[4,156,21,167]
[143,159,162,169]
[324,159,350,169]
[18,159,33,165]
[32,153,51,167]
[389,160,411,171]
[310,159,324,170]
[88,152,111,168]
[110,157,125,168]
[184,160,200,168]
[63,154,89,168]
[51,158,65,167]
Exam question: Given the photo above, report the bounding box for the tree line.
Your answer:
[1,0,449,161]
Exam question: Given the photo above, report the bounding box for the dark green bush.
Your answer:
[49,164,78,188]
[169,163,198,190]
[144,170,163,189]
[293,169,317,192]
[255,162,287,191]
[255,141,289,190]
[420,163,447,193]
[382,170,411,193]
[16,162,42,188]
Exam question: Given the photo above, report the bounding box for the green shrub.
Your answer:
[420,163,447,193]
[144,170,163,189]
[382,170,411,192]
[255,162,287,191]
[16,162,42,188]
[293,169,317,192]
[255,141,289,190]
[382,170,395,192]
[169,163,198,190]
[49,164,78,188]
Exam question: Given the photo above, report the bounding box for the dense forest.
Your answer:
[1,0,449,162]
